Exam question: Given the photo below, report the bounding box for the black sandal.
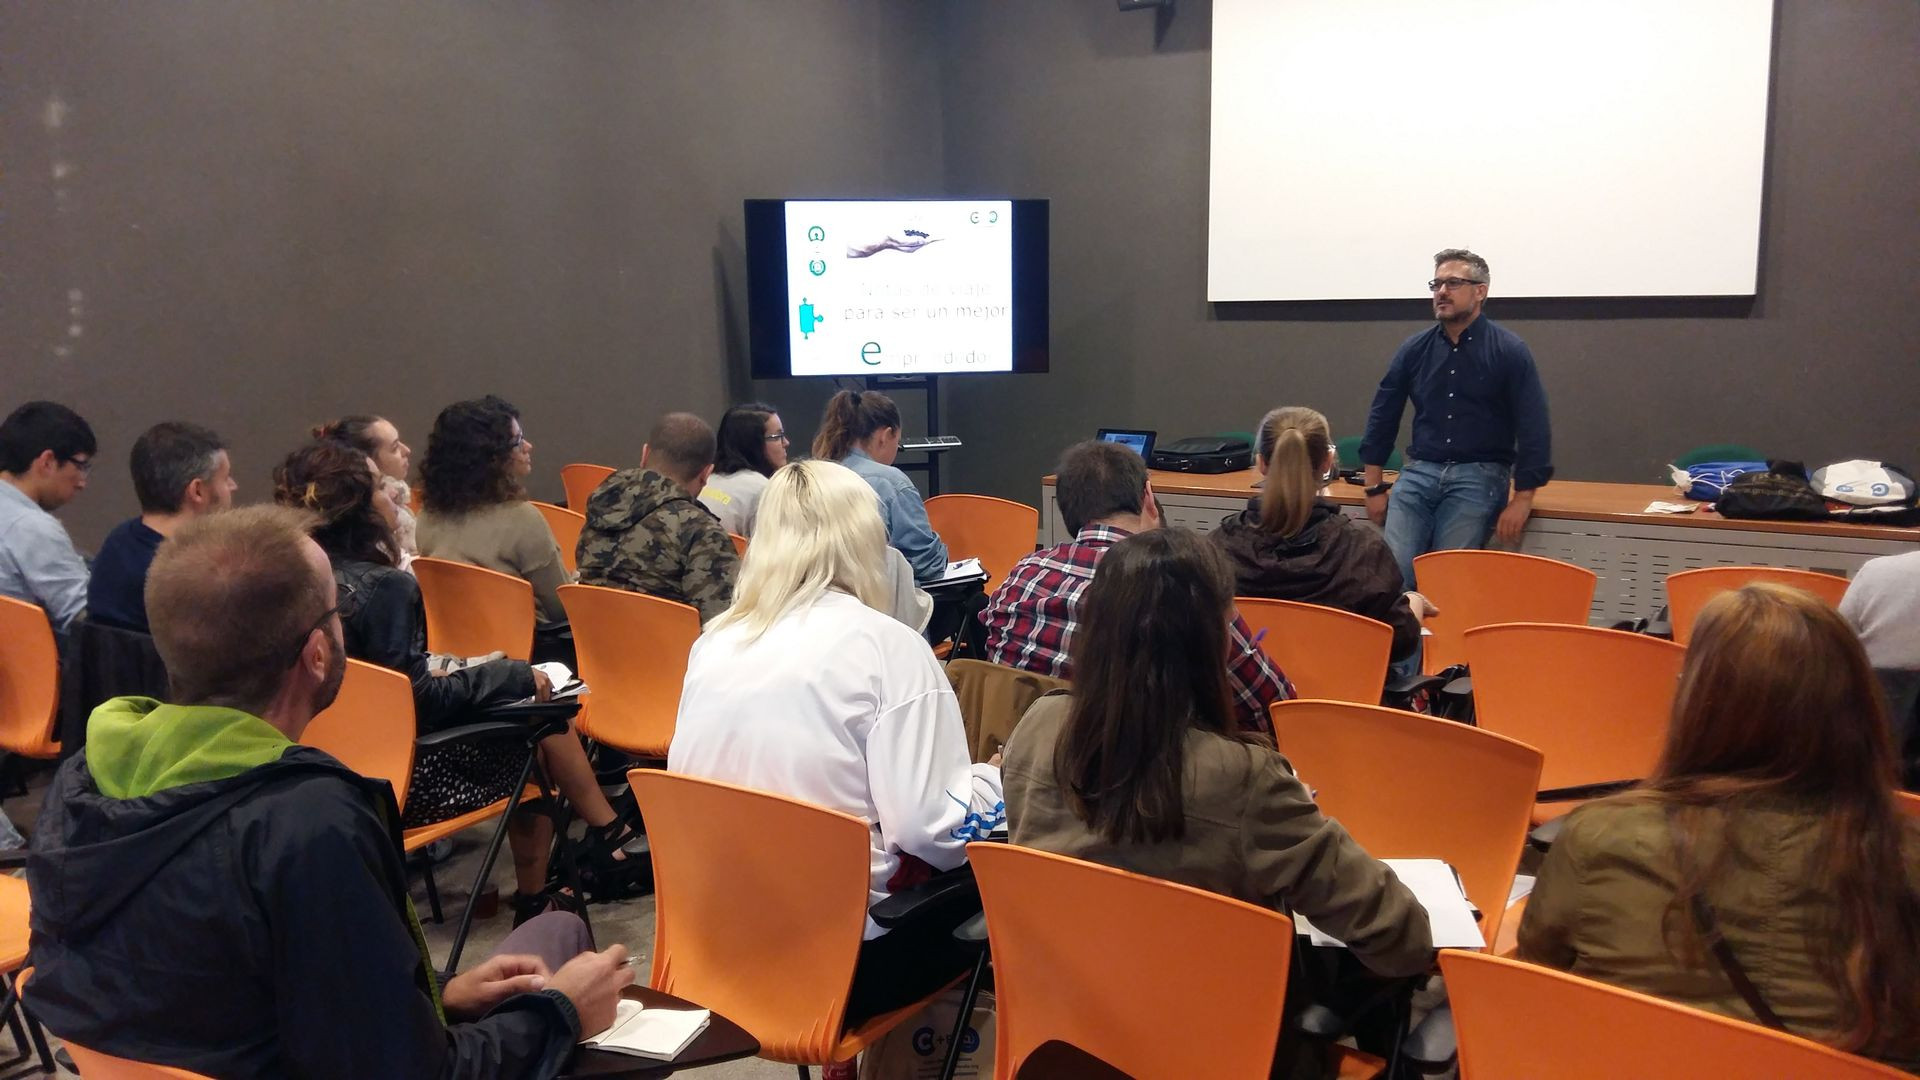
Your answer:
[509,886,589,929]
[573,821,654,902]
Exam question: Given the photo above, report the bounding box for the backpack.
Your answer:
[1714,461,1828,521]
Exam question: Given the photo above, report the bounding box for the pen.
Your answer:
[1250,628,1268,648]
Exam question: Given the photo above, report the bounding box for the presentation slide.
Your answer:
[783,200,1014,377]
[1208,0,1774,301]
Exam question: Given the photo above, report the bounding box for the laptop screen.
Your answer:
[1097,429,1155,459]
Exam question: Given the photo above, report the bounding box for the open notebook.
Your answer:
[580,998,710,1060]
[925,557,989,590]
[1294,858,1486,950]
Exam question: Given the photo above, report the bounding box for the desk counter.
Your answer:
[1037,471,1920,625]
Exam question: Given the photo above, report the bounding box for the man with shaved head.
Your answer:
[576,412,740,623]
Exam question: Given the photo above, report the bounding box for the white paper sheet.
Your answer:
[1295,858,1486,949]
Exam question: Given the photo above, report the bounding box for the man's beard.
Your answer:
[310,632,347,714]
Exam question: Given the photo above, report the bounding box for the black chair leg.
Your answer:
[794,1065,811,1079]
[1,994,26,1070]
[939,946,991,1080]
[442,751,540,976]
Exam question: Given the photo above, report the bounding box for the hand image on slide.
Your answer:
[845,228,943,258]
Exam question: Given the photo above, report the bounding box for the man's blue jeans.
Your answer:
[1382,458,1512,592]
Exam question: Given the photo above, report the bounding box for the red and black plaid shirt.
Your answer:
[979,524,1292,734]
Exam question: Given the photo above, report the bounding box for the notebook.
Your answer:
[1293,858,1485,950]
[530,661,588,700]
[580,998,711,1060]
[924,557,989,590]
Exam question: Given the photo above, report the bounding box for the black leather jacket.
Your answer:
[331,557,535,731]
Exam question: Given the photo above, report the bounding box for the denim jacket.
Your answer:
[841,449,949,583]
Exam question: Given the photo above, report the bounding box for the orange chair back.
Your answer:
[0,596,62,758]
[1271,699,1542,948]
[1413,550,1597,672]
[560,463,616,513]
[1896,791,1920,821]
[728,533,748,559]
[1441,951,1908,1079]
[628,770,874,1064]
[924,494,1038,585]
[531,502,586,574]
[560,584,698,758]
[411,556,536,661]
[303,659,417,808]
[1235,597,1393,704]
[59,1044,216,1080]
[0,876,31,970]
[1665,565,1851,645]
[971,843,1295,1080]
[1466,623,1686,795]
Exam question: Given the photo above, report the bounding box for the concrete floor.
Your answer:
[0,767,799,1080]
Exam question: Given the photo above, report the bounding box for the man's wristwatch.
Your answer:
[1364,482,1393,497]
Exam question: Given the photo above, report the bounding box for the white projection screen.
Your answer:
[1208,1,1776,301]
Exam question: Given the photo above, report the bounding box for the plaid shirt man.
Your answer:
[980,524,1292,734]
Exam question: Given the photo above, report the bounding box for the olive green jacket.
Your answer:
[1002,694,1434,978]
[1519,796,1920,1072]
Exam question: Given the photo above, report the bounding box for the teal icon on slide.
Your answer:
[798,298,824,339]
[808,259,826,276]
[807,225,826,242]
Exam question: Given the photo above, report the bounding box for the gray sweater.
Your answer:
[1840,551,1920,671]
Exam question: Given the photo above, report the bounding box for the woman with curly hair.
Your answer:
[416,396,571,627]
[279,439,643,923]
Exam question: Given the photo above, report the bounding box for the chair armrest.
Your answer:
[952,910,988,945]
[868,865,980,930]
[1528,815,1568,850]
[415,706,575,750]
[1535,780,1636,802]
[0,849,27,871]
[1440,674,1472,697]
[1382,673,1447,697]
[1641,619,1673,640]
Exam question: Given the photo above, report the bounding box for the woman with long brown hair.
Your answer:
[1520,583,1920,1068]
[1002,527,1430,966]
[1209,406,1433,666]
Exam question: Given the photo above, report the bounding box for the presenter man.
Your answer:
[1358,248,1553,590]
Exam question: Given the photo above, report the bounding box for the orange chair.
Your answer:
[1235,597,1394,704]
[0,596,63,760]
[728,533,748,559]
[924,494,1038,586]
[411,557,536,661]
[1412,551,1596,673]
[1666,566,1851,645]
[1896,791,1920,820]
[531,502,586,575]
[559,585,699,759]
[303,659,550,967]
[1271,699,1542,949]
[1466,623,1687,822]
[561,463,616,512]
[1,884,55,1073]
[60,1043,213,1079]
[629,770,966,1072]
[970,843,1316,1080]
[1441,951,1908,1079]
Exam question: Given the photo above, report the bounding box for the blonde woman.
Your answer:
[669,460,1002,1028]
[1209,406,1434,666]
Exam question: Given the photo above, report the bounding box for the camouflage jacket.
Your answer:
[576,468,739,624]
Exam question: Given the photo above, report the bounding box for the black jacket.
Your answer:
[1210,498,1423,663]
[26,746,578,1078]
[334,557,535,731]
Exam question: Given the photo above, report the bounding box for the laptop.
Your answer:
[1095,428,1156,460]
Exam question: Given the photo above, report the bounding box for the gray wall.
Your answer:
[936,1,1920,507]
[5,1,1917,547]
[1,1,943,546]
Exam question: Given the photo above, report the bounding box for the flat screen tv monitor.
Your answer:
[746,198,1049,379]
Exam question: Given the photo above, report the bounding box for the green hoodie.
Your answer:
[87,697,294,799]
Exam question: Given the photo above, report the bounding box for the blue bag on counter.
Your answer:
[1668,461,1768,502]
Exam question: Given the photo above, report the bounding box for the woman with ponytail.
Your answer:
[1209,407,1432,664]
[1520,584,1920,1070]
[814,389,949,583]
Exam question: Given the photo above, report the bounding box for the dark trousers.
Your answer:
[843,909,978,1028]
